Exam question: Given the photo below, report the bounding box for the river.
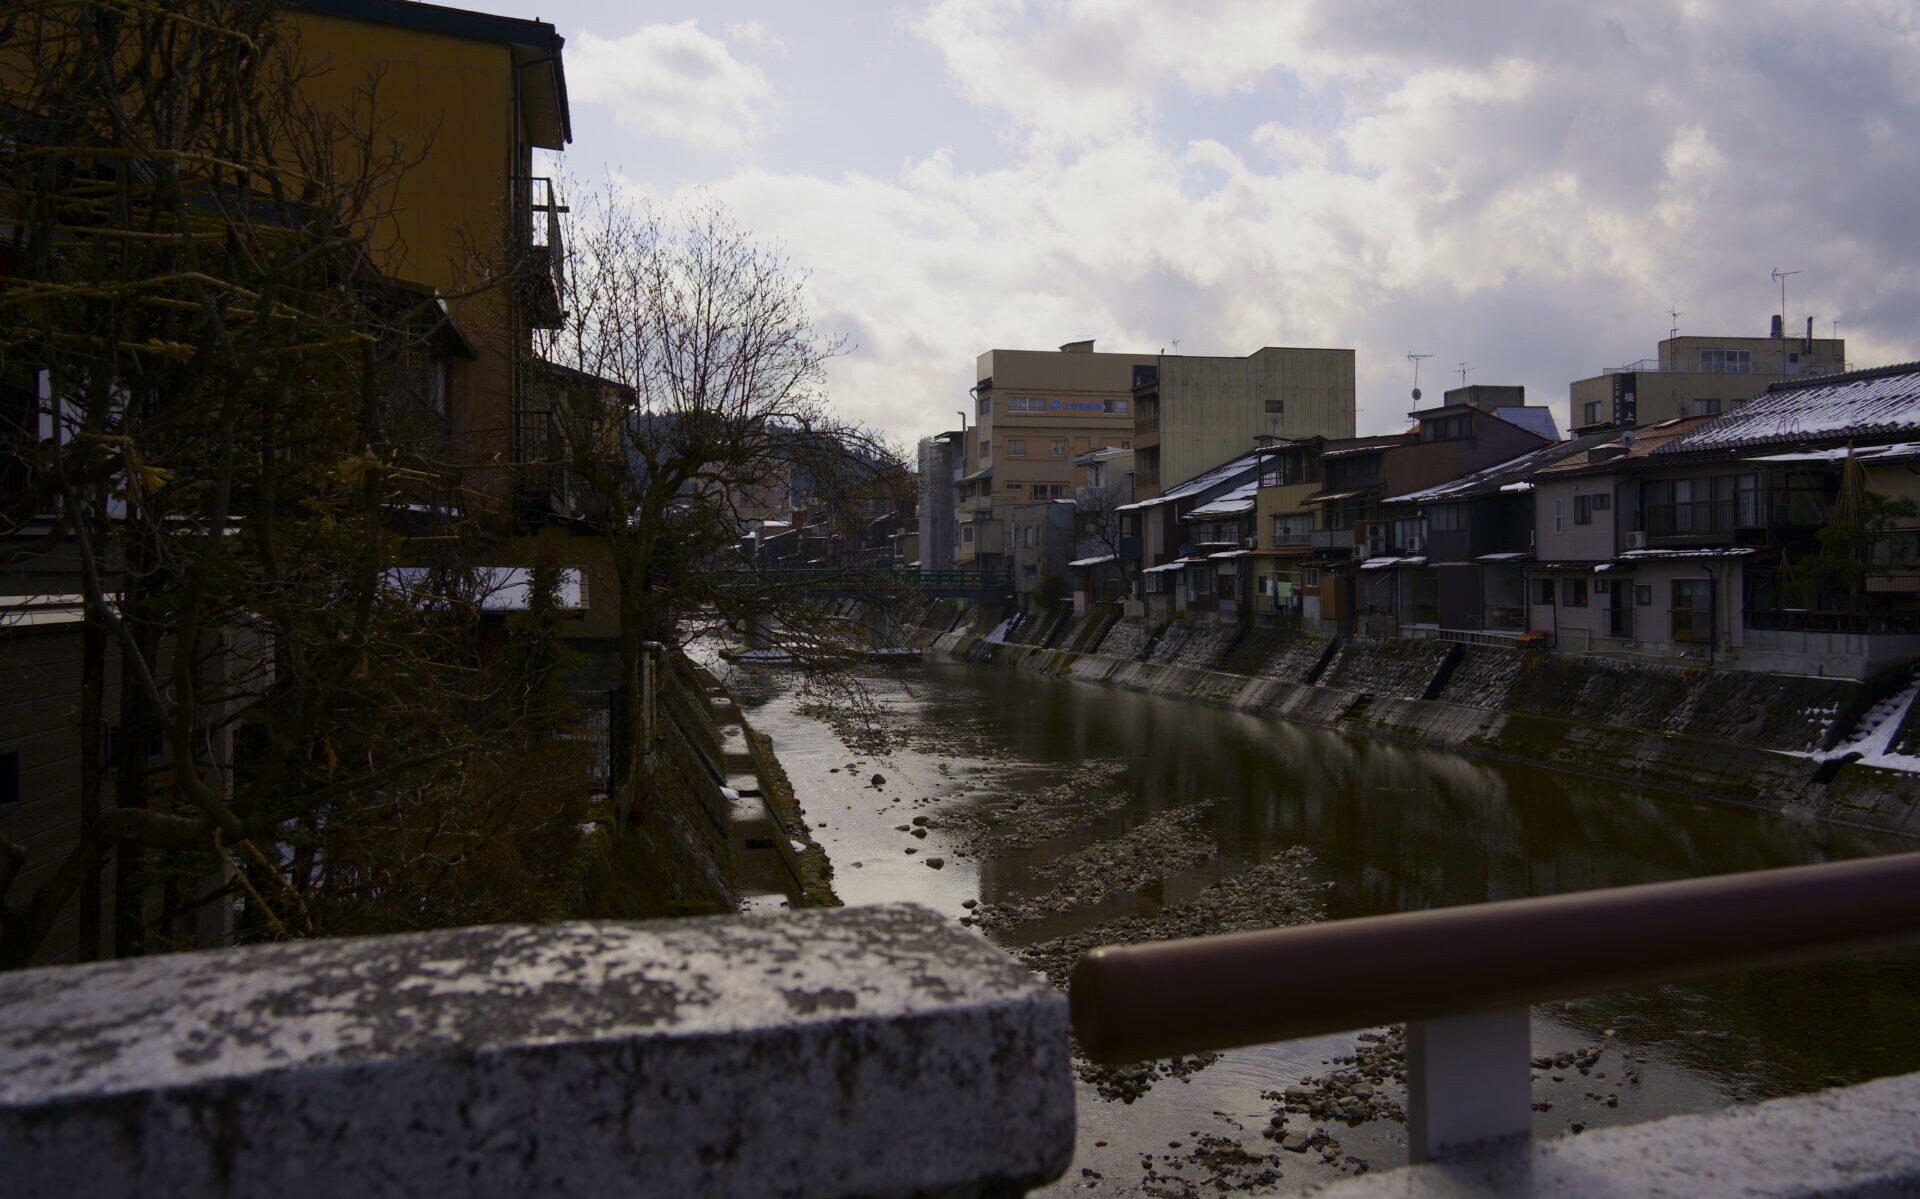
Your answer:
[733,659,1920,1195]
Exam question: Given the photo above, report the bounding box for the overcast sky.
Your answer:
[503,0,1917,446]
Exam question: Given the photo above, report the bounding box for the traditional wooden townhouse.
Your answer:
[1345,400,1557,634]
[1115,449,1267,623]
[1249,437,1327,625]
[1375,430,1621,638]
[1522,361,1920,677]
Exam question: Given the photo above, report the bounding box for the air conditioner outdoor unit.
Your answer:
[1625,531,1649,550]
[1404,535,1424,554]
[1245,536,1259,549]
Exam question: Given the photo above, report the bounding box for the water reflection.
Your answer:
[739,659,1920,1140]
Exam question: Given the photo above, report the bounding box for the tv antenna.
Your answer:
[1771,267,1800,326]
[1171,338,1182,355]
[1456,362,1474,387]
[1407,353,1433,403]
[1667,307,1685,341]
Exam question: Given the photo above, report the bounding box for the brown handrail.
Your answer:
[1070,851,1920,1064]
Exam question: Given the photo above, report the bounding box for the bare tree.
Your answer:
[533,187,916,793]
[1075,472,1139,602]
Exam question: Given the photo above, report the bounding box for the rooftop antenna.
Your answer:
[1171,338,1182,355]
[1667,306,1685,341]
[1771,268,1800,374]
[1407,353,1433,404]
[1456,362,1474,388]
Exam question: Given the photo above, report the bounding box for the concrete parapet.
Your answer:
[1300,1069,1920,1199]
[0,904,1074,1199]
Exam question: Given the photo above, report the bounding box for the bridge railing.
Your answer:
[1070,851,1920,1163]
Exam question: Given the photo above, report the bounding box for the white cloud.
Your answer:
[600,0,1920,444]
[568,21,776,154]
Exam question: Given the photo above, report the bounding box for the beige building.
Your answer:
[959,341,1149,567]
[1133,347,1355,498]
[1570,321,1846,431]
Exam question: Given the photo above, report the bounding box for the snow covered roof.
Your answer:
[1745,441,1920,464]
[1186,480,1259,518]
[1655,362,1920,455]
[1476,552,1532,562]
[1302,485,1384,505]
[1500,481,1534,493]
[1118,450,1264,511]
[1360,555,1427,569]
[1616,547,1759,561]
[1490,406,1561,441]
[1068,554,1117,568]
[1208,549,1250,559]
[1143,559,1190,574]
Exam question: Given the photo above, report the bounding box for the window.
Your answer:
[1190,569,1214,595]
[1593,494,1610,511]
[0,747,17,810]
[1050,439,1068,458]
[1007,438,1026,457]
[1672,578,1714,642]
[1422,414,1472,442]
[1554,499,1564,533]
[962,525,975,543]
[979,439,990,460]
[1535,579,1555,605]
[1429,504,1463,532]
[1582,400,1602,425]
[1119,440,1130,449]
[1023,526,1036,547]
[1121,514,1137,536]
[1265,399,1284,414]
[1271,514,1312,545]
[1699,348,1752,374]
[1303,567,1321,587]
[1005,482,1023,491]
[1104,397,1130,415]
[978,394,991,416]
[1699,398,1722,415]
[1635,585,1652,606]
[1575,495,1592,525]
[1643,474,1759,536]
[1561,578,1588,607]
[1006,395,1047,413]
[428,360,449,416]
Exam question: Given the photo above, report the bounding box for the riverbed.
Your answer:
[731,660,1920,1196]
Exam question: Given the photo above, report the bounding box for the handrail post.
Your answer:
[1405,1006,1532,1162]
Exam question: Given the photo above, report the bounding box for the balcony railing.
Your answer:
[1071,852,1920,1163]
[1133,413,1160,436]
[1271,532,1312,547]
[513,176,567,329]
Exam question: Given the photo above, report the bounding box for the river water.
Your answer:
[733,659,1920,1195]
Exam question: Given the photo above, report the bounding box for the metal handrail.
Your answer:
[1070,851,1920,1064]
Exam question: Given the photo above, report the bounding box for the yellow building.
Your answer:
[284,0,572,507]
[1570,322,1846,431]
[961,342,1149,567]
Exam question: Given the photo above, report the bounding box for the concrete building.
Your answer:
[1132,347,1356,499]
[960,341,1149,569]
[1569,320,1846,432]
[916,432,964,571]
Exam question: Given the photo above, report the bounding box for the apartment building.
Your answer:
[960,341,1149,569]
[1132,347,1356,499]
[1569,320,1846,431]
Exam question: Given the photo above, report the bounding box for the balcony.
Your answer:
[1133,413,1159,436]
[514,176,567,330]
[1310,528,1355,550]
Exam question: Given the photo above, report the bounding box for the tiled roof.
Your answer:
[1654,362,1920,455]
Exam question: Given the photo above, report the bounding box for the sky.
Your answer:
[500,0,1919,447]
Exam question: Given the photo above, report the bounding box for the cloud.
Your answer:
[615,0,1920,444]
[567,21,775,154]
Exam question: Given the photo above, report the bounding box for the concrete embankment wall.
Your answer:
[902,602,1920,838]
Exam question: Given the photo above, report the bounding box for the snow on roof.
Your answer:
[1745,441,1920,464]
[1143,559,1188,573]
[1118,450,1263,510]
[1490,406,1560,441]
[1656,362,1920,455]
[1616,547,1759,561]
[1476,552,1532,562]
[1360,556,1408,569]
[1208,549,1250,559]
[1186,480,1259,518]
[1068,554,1117,568]
[1500,481,1534,493]
[1302,485,1383,505]
[383,566,583,611]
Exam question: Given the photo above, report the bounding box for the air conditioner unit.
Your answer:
[1404,535,1424,554]
[1366,538,1388,558]
[1245,536,1258,549]
[1625,531,1649,550]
